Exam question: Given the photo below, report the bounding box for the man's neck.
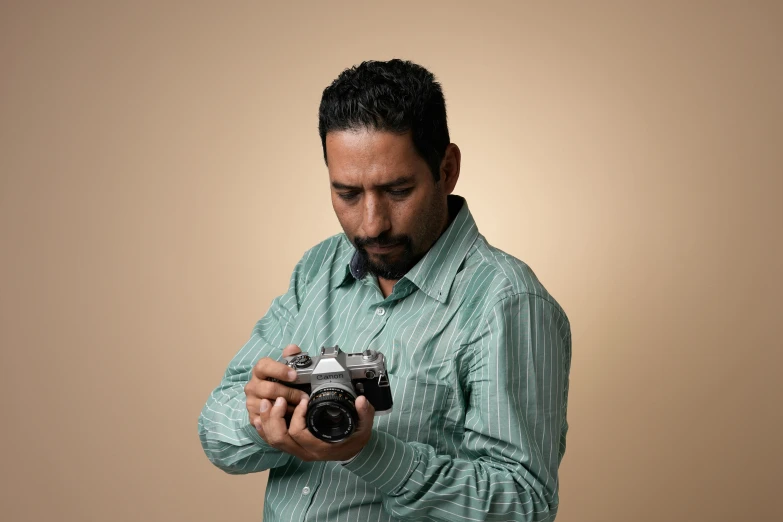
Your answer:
[378,277,396,298]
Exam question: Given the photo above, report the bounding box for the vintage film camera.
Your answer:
[277,346,393,442]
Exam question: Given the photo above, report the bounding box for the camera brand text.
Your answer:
[316,373,344,380]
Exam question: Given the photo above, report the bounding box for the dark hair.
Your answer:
[318,59,450,181]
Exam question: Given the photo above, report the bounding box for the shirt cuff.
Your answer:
[342,430,419,494]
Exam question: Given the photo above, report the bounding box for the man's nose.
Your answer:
[362,196,391,239]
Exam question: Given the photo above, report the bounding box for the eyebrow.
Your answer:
[331,176,415,191]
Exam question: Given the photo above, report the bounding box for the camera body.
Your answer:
[278,346,393,442]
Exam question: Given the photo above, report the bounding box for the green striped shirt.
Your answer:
[198,196,572,521]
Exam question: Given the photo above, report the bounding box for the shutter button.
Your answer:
[376,307,386,316]
[302,486,311,495]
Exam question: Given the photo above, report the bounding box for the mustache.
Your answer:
[354,234,409,249]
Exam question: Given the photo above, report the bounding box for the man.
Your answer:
[198,59,571,521]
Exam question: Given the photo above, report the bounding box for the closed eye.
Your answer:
[387,188,413,198]
[337,192,360,201]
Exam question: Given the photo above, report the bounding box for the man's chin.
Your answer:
[357,244,417,280]
[365,257,412,281]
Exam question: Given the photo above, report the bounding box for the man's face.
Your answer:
[326,129,450,281]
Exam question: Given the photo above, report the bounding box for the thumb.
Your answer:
[355,395,375,431]
[282,344,302,357]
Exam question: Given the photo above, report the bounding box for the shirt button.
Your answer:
[376,307,386,316]
[302,486,311,495]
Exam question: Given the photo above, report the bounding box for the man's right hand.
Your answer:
[245,344,308,438]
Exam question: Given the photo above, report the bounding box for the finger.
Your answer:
[288,396,310,435]
[256,380,308,404]
[251,398,271,435]
[270,396,288,418]
[258,397,285,440]
[287,397,333,450]
[260,397,306,455]
[251,357,274,379]
[253,358,299,383]
[246,395,259,413]
[282,344,302,357]
[249,387,298,416]
[247,398,262,425]
[354,396,376,433]
[252,415,265,435]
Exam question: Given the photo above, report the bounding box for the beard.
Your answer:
[347,184,452,281]
[353,194,450,281]
[354,233,417,280]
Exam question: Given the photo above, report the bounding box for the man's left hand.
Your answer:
[255,392,375,462]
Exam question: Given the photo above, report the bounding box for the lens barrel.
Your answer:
[306,387,358,442]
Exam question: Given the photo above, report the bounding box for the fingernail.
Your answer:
[300,395,308,404]
[253,419,262,430]
[288,370,297,381]
[260,400,269,413]
[275,397,285,407]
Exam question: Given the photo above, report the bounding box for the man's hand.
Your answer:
[245,344,308,432]
[246,344,376,462]
[258,392,375,462]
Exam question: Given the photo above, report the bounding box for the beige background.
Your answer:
[1,1,781,521]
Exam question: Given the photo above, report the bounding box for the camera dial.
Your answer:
[289,354,312,369]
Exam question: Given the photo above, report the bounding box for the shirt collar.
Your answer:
[331,238,357,290]
[331,195,479,303]
[403,196,478,303]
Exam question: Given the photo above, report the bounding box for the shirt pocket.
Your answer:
[377,374,463,453]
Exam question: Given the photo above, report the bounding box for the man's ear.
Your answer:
[439,143,461,194]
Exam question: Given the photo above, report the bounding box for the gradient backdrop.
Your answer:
[1,2,781,521]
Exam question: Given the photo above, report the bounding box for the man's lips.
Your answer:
[364,244,402,254]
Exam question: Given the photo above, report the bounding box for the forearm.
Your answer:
[343,430,558,522]
[198,243,337,472]
[198,384,293,473]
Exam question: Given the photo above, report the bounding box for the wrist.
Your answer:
[339,453,359,465]
[339,439,367,465]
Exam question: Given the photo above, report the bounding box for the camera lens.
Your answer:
[325,406,343,422]
[306,387,358,442]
